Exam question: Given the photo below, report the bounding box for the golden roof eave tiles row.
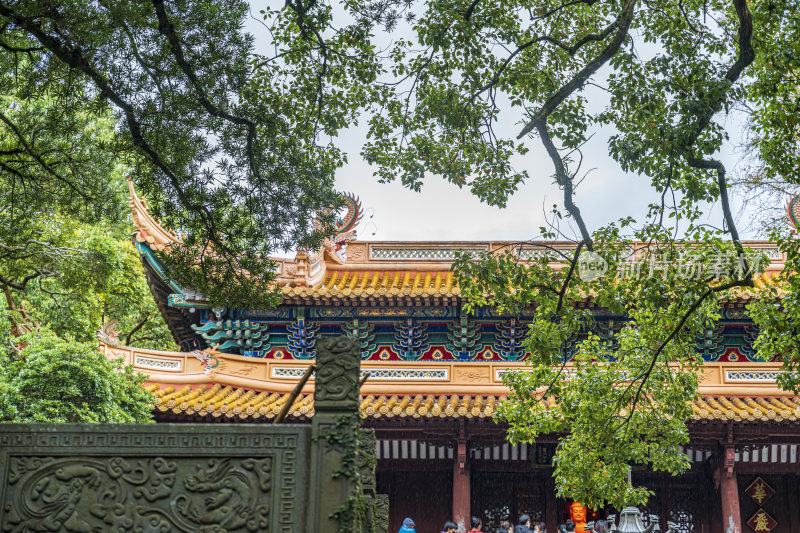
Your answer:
[281,271,459,298]
[278,270,785,300]
[149,384,800,423]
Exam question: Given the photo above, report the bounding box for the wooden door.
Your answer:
[472,471,547,530]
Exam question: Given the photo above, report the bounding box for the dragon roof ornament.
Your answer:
[126,178,375,291]
[335,193,363,235]
[319,192,364,258]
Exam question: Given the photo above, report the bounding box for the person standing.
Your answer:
[565,520,576,533]
[499,519,514,533]
[442,520,459,533]
[513,514,533,533]
[469,517,484,533]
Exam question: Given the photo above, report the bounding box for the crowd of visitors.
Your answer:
[397,515,610,533]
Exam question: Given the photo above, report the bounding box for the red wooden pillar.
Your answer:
[453,422,470,531]
[545,472,559,532]
[719,440,741,533]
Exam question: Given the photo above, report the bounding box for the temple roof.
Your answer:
[147,384,800,424]
[113,182,800,430]
[129,176,788,289]
[101,340,800,424]
[289,267,785,304]
[127,179,789,349]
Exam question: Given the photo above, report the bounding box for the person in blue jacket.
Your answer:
[399,517,416,533]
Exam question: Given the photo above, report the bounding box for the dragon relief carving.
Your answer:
[315,337,360,404]
[374,494,390,533]
[229,364,257,376]
[2,456,271,532]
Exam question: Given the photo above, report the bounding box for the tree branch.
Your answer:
[537,124,594,249]
[0,1,222,244]
[610,276,754,434]
[467,17,617,109]
[464,0,481,21]
[150,0,259,177]
[556,242,584,313]
[508,0,636,251]
[687,157,741,245]
[125,313,150,346]
[539,21,617,57]
[0,271,42,291]
[0,37,43,53]
[517,0,637,139]
[682,0,753,255]
[0,109,98,204]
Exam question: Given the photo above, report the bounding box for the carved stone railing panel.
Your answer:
[359,429,378,497]
[374,494,390,533]
[4,337,389,533]
[0,424,310,533]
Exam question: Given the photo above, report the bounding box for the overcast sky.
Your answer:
[245,6,764,243]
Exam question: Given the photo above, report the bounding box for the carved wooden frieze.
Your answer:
[454,365,490,383]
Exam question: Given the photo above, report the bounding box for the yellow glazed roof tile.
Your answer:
[150,385,800,423]
[276,268,786,302]
[282,270,460,299]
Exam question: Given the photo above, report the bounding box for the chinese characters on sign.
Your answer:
[745,477,775,506]
[530,443,555,467]
[745,477,777,533]
[747,509,777,533]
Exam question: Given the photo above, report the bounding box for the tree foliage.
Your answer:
[1,217,174,350]
[0,330,154,423]
[0,0,384,308]
[3,0,800,509]
[359,0,799,509]
[0,88,173,349]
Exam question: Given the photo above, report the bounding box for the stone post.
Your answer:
[374,494,390,533]
[309,336,362,532]
[360,429,378,531]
